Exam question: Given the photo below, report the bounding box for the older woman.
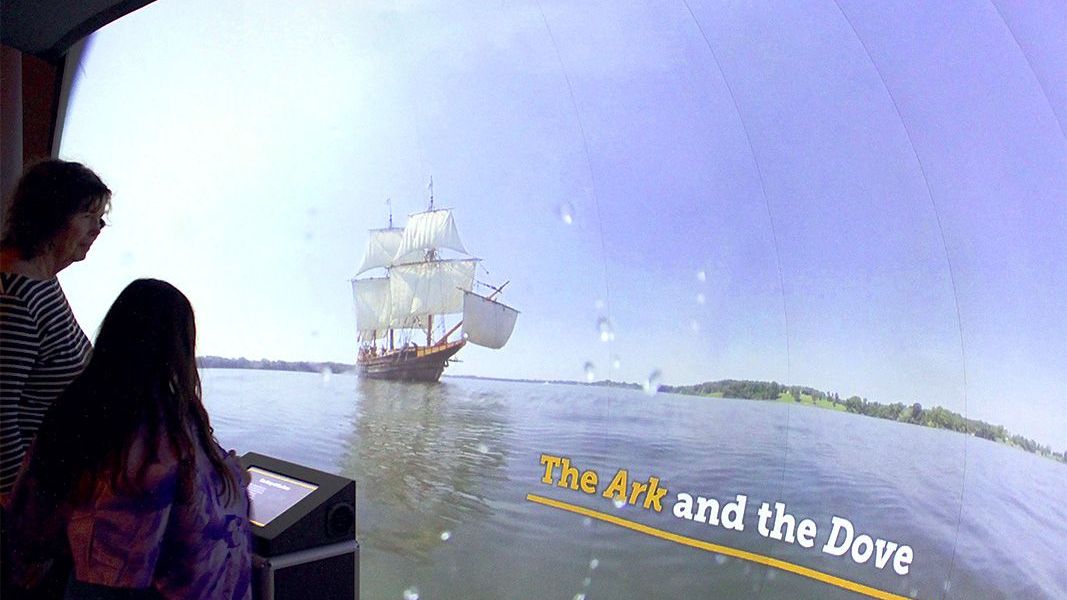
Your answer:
[0,159,111,495]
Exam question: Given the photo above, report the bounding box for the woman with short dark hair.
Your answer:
[4,279,252,599]
[0,158,111,495]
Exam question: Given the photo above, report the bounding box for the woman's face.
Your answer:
[51,203,107,269]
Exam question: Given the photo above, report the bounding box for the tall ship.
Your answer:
[351,186,520,382]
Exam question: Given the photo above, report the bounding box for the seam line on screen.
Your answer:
[679,0,793,383]
[829,4,971,599]
[536,1,615,373]
[527,493,911,600]
[987,0,1066,138]
[679,7,795,598]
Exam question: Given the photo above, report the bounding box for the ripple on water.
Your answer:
[205,372,1067,600]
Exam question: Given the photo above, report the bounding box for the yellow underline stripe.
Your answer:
[526,493,909,600]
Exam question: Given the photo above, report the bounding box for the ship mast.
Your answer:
[426,179,435,346]
[352,184,519,375]
[357,183,475,353]
[387,198,395,351]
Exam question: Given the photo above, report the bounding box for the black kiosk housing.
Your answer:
[240,452,359,600]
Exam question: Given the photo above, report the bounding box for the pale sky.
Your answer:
[55,0,1065,449]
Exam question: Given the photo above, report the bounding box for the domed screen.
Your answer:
[56,1,1065,599]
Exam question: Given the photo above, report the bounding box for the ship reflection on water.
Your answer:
[341,378,510,561]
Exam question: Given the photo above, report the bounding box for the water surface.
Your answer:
[202,369,1066,600]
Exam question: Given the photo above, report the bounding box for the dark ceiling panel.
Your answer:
[1,0,156,61]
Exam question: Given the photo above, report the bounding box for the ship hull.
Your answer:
[357,339,465,382]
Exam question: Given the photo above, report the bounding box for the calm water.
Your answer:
[201,369,1066,600]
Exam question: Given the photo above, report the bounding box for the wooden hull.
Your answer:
[357,339,465,382]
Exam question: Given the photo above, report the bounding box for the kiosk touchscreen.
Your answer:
[241,453,358,600]
[247,467,319,527]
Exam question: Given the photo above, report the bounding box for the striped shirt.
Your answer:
[1,272,91,493]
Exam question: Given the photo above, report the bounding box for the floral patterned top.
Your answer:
[4,430,253,599]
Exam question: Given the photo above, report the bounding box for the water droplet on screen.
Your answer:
[584,361,596,382]
[689,320,700,333]
[558,202,574,225]
[320,366,333,384]
[611,355,621,370]
[476,443,489,454]
[582,577,591,587]
[572,594,586,600]
[714,554,728,565]
[403,587,420,600]
[439,531,451,541]
[589,558,599,570]
[697,270,706,282]
[766,569,777,581]
[696,292,706,304]
[594,299,605,310]
[942,580,952,593]
[597,318,615,342]
[612,497,626,509]
[643,369,662,395]
[582,517,592,527]
[909,588,918,598]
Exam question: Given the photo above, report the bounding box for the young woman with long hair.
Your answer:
[3,279,252,599]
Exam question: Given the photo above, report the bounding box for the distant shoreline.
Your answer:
[197,356,1064,464]
[197,355,353,374]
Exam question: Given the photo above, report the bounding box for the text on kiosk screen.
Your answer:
[246,467,319,526]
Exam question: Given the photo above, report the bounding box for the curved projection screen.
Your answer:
[55,1,1064,599]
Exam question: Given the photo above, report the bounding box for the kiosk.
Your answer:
[240,453,359,600]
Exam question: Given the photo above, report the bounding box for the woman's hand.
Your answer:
[228,450,252,486]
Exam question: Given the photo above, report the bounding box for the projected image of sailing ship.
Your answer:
[351,183,520,382]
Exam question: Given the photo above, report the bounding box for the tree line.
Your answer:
[660,379,1064,464]
[196,355,353,375]
[192,360,1063,465]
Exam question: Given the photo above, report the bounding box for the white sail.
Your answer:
[393,209,468,261]
[390,259,478,320]
[355,227,405,275]
[462,291,519,349]
[351,277,392,337]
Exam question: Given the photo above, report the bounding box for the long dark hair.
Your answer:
[30,279,238,505]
